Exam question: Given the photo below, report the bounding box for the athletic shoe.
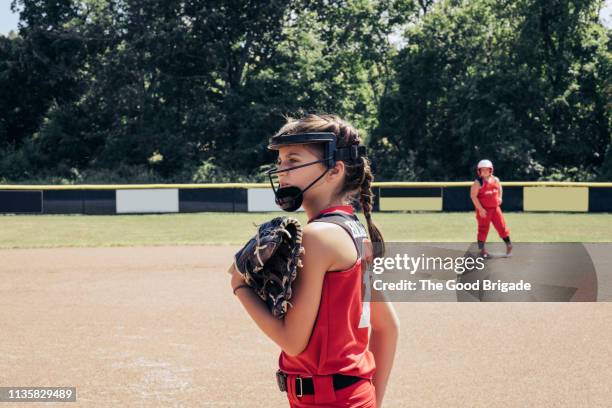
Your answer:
[506,244,513,257]
[479,249,489,258]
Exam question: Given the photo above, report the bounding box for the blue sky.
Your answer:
[0,0,19,35]
[602,0,612,26]
[1,0,611,35]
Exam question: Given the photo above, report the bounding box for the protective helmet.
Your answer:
[477,159,493,169]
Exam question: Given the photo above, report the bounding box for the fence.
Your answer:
[1,182,611,214]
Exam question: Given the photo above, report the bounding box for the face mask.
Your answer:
[265,132,367,212]
[266,158,331,212]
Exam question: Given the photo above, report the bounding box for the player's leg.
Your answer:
[491,207,512,256]
[476,209,492,257]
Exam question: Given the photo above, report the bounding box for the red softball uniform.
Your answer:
[279,205,377,407]
[476,176,510,242]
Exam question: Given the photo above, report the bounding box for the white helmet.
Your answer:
[477,159,493,169]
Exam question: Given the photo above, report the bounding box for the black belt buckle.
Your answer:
[296,376,303,398]
[276,369,287,392]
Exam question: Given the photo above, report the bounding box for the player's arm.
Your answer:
[369,288,400,408]
[470,181,486,215]
[496,176,503,203]
[229,223,331,356]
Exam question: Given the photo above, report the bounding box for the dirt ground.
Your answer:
[1,246,611,407]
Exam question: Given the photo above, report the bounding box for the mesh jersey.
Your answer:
[476,176,501,208]
[278,206,376,379]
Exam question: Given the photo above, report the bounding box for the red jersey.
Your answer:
[278,205,376,379]
[476,176,501,208]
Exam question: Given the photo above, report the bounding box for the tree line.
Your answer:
[0,0,610,184]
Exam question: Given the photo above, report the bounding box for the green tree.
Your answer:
[230,0,413,173]
[373,0,611,181]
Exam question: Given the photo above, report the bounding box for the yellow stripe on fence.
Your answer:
[379,197,443,211]
[1,181,611,190]
[523,187,589,212]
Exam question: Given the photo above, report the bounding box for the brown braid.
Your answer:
[274,114,385,258]
[358,156,385,258]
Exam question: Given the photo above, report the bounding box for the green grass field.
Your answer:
[0,212,610,249]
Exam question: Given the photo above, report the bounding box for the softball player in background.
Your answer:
[470,159,512,257]
[228,114,399,407]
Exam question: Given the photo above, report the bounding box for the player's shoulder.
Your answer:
[303,221,348,242]
[473,177,483,186]
[494,176,501,183]
[301,221,353,269]
[304,220,354,249]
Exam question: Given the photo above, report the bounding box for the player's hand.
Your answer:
[227,262,237,275]
[228,262,244,285]
[478,208,487,218]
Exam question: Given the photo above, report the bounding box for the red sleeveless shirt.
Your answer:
[278,206,376,379]
[477,176,501,208]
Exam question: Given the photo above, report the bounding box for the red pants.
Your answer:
[476,206,510,242]
[285,373,376,407]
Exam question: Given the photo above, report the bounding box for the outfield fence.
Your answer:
[1,182,611,214]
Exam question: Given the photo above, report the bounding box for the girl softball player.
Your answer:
[228,114,399,407]
[470,159,512,257]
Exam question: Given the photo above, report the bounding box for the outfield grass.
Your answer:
[0,212,610,249]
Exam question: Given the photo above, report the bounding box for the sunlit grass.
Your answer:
[0,212,610,249]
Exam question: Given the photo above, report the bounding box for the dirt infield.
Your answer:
[1,246,611,407]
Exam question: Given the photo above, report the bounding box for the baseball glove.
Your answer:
[233,217,303,319]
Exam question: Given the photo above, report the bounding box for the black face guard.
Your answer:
[266,132,367,212]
